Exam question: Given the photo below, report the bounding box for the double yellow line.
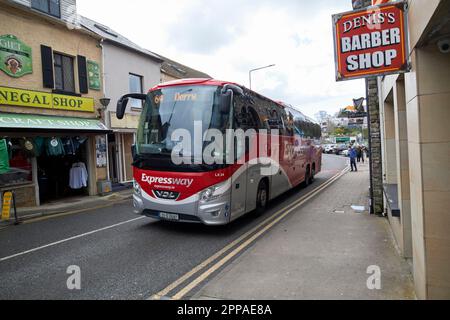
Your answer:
[150,167,350,300]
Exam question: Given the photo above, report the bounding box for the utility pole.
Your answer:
[352,0,384,215]
[249,64,275,90]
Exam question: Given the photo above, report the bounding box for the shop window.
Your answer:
[36,136,90,203]
[54,53,75,93]
[0,139,33,187]
[129,73,143,109]
[31,0,61,18]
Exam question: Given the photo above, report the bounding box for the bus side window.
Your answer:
[247,106,261,130]
[269,106,286,135]
[284,111,295,136]
[233,96,247,129]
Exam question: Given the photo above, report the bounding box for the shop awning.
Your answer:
[0,113,111,134]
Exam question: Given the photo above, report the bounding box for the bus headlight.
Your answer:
[200,180,230,203]
[133,180,142,196]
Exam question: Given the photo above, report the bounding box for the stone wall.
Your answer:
[367,77,384,214]
[355,0,384,215]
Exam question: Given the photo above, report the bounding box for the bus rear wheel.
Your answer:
[310,166,316,184]
[303,167,311,187]
[255,180,268,215]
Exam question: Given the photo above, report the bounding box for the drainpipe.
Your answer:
[99,38,111,182]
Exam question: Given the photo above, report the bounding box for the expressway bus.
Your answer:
[116,78,322,225]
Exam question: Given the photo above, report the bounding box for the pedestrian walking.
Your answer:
[356,146,362,163]
[361,146,365,163]
[349,147,358,172]
[364,147,370,159]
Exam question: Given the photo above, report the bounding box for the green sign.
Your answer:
[0,35,33,78]
[87,60,101,91]
[336,137,351,143]
[0,113,108,131]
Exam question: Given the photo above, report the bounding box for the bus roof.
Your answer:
[149,78,239,92]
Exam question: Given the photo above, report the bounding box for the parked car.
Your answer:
[324,144,335,154]
[334,144,348,155]
[341,149,350,157]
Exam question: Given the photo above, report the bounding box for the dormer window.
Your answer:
[31,0,61,18]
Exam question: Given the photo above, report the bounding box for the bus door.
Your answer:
[244,106,264,213]
[230,134,248,218]
[230,97,249,218]
[268,105,290,199]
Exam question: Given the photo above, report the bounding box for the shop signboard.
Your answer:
[0,113,108,131]
[87,60,101,91]
[1,191,13,221]
[333,1,409,81]
[0,35,33,78]
[0,86,95,113]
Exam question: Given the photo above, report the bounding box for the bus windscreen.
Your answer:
[136,85,229,159]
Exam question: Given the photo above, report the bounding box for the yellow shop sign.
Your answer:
[0,86,95,112]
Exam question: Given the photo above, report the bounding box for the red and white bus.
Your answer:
[116,78,322,225]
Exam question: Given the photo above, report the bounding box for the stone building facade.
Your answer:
[376,0,450,299]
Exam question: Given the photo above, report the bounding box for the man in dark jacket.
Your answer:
[356,146,362,163]
[349,147,358,172]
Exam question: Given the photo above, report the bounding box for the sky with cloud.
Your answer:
[77,0,366,119]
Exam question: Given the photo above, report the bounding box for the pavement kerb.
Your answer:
[0,189,133,228]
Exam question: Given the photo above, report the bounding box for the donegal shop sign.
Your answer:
[0,35,33,78]
[0,86,95,113]
[332,1,409,81]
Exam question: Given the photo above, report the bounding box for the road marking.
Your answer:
[0,199,132,231]
[24,200,131,224]
[0,217,145,263]
[150,167,349,300]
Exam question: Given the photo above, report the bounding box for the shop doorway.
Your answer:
[37,136,89,204]
[108,133,119,184]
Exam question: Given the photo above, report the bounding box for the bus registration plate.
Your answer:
[160,212,179,221]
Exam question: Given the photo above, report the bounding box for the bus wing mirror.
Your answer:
[219,90,232,114]
[116,97,129,120]
[117,93,147,119]
[131,144,137,159]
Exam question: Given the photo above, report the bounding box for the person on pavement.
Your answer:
[349,147,358,172]
[360,146,365,164]
[356,146,362,163]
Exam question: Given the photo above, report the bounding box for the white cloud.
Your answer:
[77,0,365,118]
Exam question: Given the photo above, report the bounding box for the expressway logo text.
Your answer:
[141,174,194,188]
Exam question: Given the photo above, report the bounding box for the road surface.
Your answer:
[0,154,348,300]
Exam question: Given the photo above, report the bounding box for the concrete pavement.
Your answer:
[194,161,416,300]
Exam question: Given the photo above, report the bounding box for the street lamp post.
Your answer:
[249,64,275,90]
